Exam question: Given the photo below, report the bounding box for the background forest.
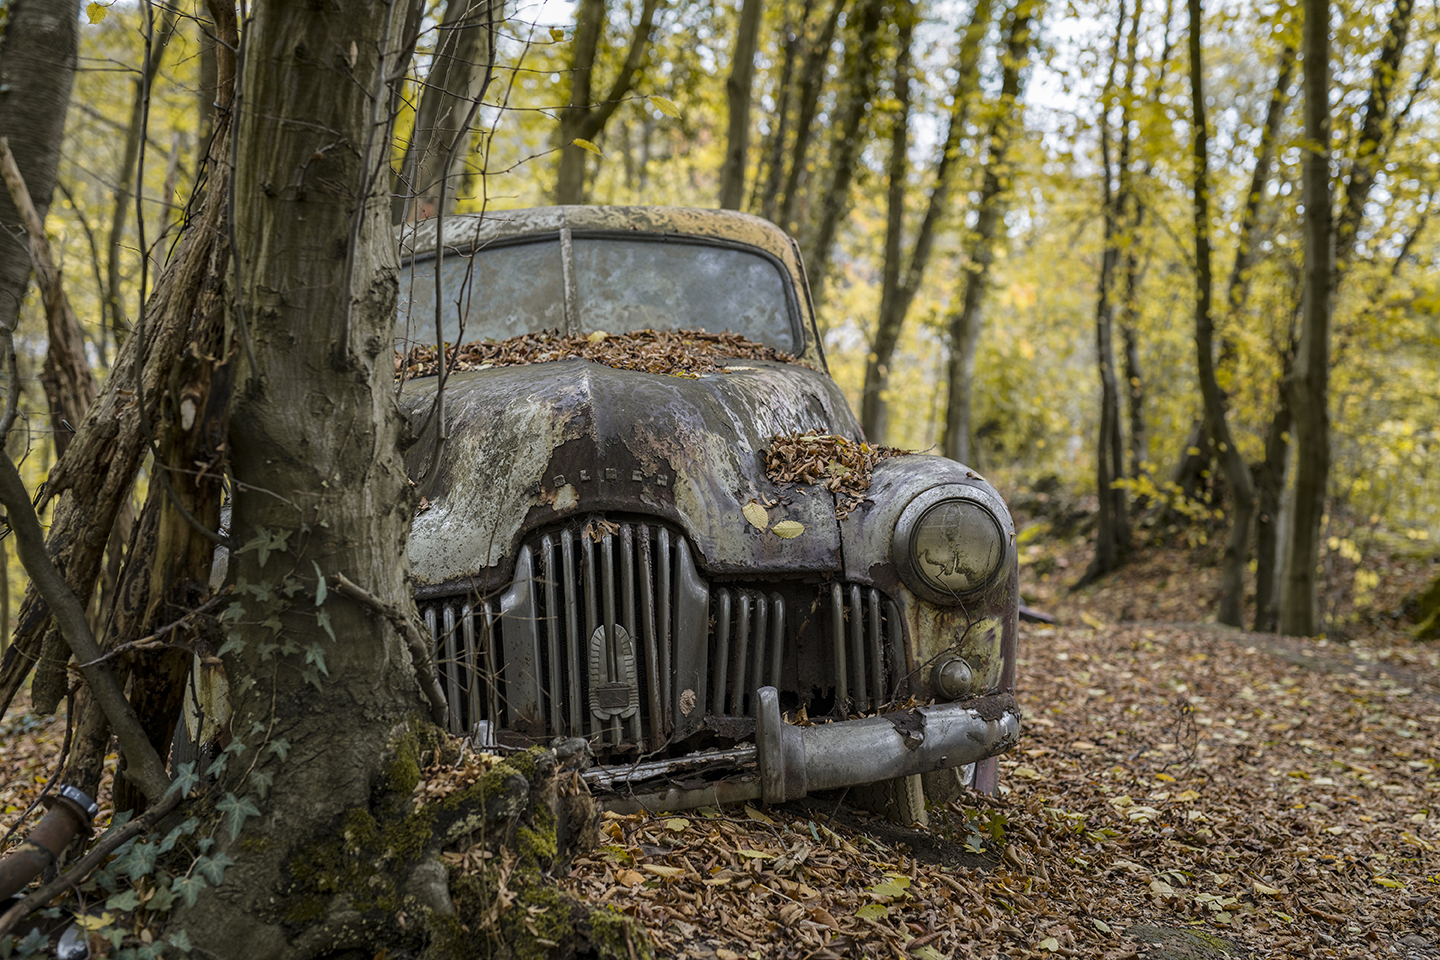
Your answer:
[0,2,1437,958]
[10,0,1436,642]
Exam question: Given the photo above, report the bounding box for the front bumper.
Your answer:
[585,689,1022,812]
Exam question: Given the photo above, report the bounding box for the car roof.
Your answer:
[401,205,798,263]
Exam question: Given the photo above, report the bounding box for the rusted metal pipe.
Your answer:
[0,787,98,900]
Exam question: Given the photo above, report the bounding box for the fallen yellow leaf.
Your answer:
[642,864,684,878]
[742,501,769,531]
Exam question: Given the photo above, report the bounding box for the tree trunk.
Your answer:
[1279,0,1332,637]
[1116,0,1145,484]
[718,0,765,209]
[942,0,1037,465]
[398,0,501,222]
[860,0,993,442]
[1333,0,1414,273]
[0,0,77,343]
[755,0,809,220]
[1188,0,1256,627]
[802,0,885,307]
[103,2,181,340]
[1253,354,1293,632]
[1077,0,1132,587]
[776,0,846,233]
[555,0,663,204]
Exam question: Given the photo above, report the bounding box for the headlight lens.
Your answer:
[895,492,1007,602]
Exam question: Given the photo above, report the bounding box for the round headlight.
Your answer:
[894,491,1007,603]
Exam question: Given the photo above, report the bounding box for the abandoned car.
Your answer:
[395,206,1021,819]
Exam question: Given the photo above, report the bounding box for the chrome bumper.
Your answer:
[585,688,1022,812]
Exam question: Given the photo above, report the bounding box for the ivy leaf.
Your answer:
[167,762,200,799]
[194,852,235,886]
[147,882,177,913]
[305,642,330,677]
[170,874,208,908]
[116,841,157,880]
[15,927,49,957]
[571,137,603,158]
[157,817,200,854]
[105,889,142,912]
[166,928,193,952]
[268,739,291,761]
[316,608,335,642]
[196,837,215,854]
[223,738,246,757]
[250,769,274,799]
[236,526,290,567]
[219,601,246,624]
[216,792,261,840]
[313,562,327,606]
[217,635,246,657]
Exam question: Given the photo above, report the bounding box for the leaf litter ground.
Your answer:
[3,545,1437,959]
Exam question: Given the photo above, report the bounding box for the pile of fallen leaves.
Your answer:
[559,619,1439,959]
[396,329,800,381]
[764,432,907,519]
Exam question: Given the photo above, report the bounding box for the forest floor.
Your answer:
[2,524,1438,960]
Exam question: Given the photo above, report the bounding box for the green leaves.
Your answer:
[194,852,235,885]
[234,526,290,568]
[216,792,261,840]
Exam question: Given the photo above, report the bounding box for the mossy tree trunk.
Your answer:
[178,1,431,953]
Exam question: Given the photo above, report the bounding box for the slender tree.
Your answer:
[555,0,664,203]
[1077,0,1134,586]
[774,0,847,231]
[861,0,994,442]
[396,0,502,222]
[719,0,765,209]
[1279,0,1332,635]
[1188,0,1256,627]
[802,0,886,306]
[942,0,1039,465]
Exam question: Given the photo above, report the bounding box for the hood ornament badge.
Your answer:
[589,624,639,720]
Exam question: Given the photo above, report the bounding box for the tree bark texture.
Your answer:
[177,0,427,951]
[1116,0,1146,483]
[398,0,501,222]
[1279,0,1332,636]
[860,0,992,442]
[801,0,885,307]
[719,0,765,209]
[1188,0,1256,628]
[0,0,77,347]
[942,0,1037,466]
[1253,357,1293,632]
[555,0,663,204]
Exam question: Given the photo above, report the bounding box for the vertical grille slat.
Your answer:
[849,584,867,708]
[831,584,848,706]
[540,536,563,736]
[732,593,752,714]
[561,531,582,734]
[868,588,885,709]
[713,589,732,715]
[637,525,664,736]
[768,593,784,690]
[442,605,462,735]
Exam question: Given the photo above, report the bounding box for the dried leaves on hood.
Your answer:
[765,431,906,518]
[396,329,801,381]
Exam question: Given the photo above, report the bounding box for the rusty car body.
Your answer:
[395,205,1021,815]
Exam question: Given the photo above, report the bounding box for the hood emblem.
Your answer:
[589,624,639,720]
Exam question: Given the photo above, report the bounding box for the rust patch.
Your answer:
[765,431,907,518]
[397,329,805,381]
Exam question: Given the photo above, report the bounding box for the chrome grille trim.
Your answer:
[420,522,905,748]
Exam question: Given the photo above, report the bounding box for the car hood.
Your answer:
[401,359,862,593]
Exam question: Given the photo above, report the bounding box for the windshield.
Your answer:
[396,235,798,353]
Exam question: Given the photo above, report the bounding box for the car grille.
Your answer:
[419,520,903,755]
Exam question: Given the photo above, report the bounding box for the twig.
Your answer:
[77,590,230,668]
[0,788,183,939]
[0,454,171,802]
[333,572,449,726]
